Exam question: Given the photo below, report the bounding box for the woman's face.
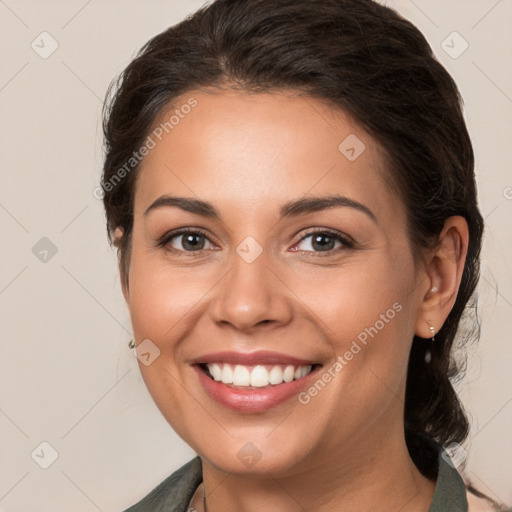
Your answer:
[122,89,431,476]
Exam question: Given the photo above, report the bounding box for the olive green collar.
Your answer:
[429,447,468,511]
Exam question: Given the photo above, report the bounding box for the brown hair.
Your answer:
[101,0,483,454]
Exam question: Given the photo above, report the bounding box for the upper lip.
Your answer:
[189,350,319,366]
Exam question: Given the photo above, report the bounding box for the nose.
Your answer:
[209,243,293,333]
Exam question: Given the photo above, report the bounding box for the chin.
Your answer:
[192,432,315,477]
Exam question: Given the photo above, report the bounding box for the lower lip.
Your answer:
[193,365,320,413]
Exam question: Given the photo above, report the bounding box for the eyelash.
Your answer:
[158,227,354,258]
[293,228,354,256]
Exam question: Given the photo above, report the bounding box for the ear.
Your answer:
[113,227,130,305]
[414,216,469,339]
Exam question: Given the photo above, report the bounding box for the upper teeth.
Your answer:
[206,363,313,387]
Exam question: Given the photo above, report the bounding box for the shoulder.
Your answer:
[121,456,203,512]
[408,431,509,512]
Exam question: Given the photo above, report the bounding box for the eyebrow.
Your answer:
[144,194,377,223]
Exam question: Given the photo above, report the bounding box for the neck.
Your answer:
[199,429,436,512]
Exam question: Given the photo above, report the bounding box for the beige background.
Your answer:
[0,0,510,510]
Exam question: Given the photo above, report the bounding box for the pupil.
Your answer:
[183,233,204,251]
[313,233,334,251]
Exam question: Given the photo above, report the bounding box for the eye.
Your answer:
[291,229,353,254]
[158,227,353,256]
[159,228,216,253]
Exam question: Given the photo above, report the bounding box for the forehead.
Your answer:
[134,89,400,223]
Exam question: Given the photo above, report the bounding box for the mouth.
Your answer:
[198,362,320,389]
[190,351,324,412]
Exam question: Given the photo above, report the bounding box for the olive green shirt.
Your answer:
[122,444,468,511]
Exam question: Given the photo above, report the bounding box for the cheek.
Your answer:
[126,247,210,341]
[288,254,414,348]
[124,246,205,426]
[293,254,416,401]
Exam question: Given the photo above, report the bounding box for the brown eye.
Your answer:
[160,229,215,253]
[292,229,353,254]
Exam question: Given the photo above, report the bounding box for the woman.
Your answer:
[101,0,507,510]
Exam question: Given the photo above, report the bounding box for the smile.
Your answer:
[190,350,323,412]
[203,362,314,388]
